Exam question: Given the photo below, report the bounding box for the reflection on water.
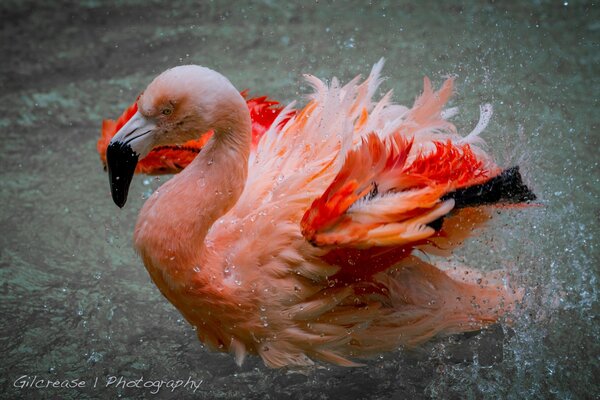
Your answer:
[1,1,597,399]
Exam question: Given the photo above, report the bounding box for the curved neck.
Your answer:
[134,92,251,269]
[207,92,253,163]
[187,110,252,238]
[178,90,253,241]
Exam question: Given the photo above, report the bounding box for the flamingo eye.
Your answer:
[162,108,172,116]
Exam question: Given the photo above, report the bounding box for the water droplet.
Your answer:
[87,351,103,364]
[343,37,356,49]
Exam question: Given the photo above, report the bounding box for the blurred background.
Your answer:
[1,0,598,399]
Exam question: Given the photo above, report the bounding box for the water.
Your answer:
[1,1,598,399]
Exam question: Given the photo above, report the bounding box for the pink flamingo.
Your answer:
[105,60,535,367]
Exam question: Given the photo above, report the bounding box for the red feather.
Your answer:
[301,132,494,247]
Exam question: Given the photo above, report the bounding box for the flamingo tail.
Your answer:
[443,166,536,209]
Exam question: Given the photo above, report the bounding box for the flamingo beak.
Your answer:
[106,111,157,207]
[106,141,138,208]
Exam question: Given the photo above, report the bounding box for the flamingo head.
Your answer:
[106,65,242,207]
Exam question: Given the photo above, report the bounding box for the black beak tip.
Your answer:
[114,195,127,209]
[106,141,139,208]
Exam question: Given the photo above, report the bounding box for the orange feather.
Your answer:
[301,131,494,248]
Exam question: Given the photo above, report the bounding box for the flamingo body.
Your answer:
[104,62,534,367]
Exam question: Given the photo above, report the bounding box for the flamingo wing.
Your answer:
[300,133,496,248]
[209,60,518,287]
[201,62,533,367]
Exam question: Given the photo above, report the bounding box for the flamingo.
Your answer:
[105,60,535,368]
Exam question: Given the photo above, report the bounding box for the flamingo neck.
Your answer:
[134,92,251,273]
[187,116,252,239]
